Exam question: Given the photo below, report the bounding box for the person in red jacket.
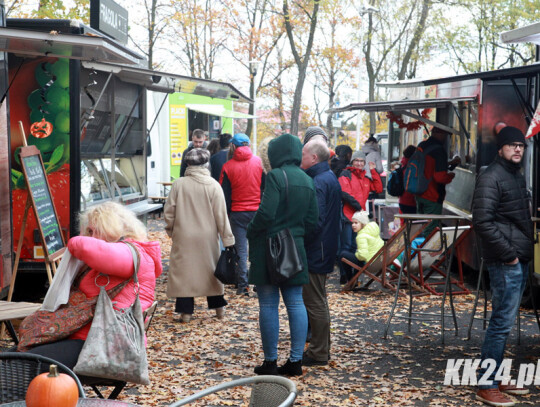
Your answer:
[338,151,382,283]
[415,128,460,235]
[220,133,265,295]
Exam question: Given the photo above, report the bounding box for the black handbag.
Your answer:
[266,169,304,285]
[214,246,239,285]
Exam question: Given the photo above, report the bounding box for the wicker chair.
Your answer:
[168,376,297,407]
[0,352,85,403]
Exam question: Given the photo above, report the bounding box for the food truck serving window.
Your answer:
[80,69,144,157]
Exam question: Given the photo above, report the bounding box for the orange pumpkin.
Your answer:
[30,118,53,139]
[26,364,78,407]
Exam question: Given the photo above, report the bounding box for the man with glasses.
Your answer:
[472,126,533,407]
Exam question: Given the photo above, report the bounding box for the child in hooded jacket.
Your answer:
[339,210,384,282]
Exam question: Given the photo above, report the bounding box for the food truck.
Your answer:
[329,52,540,301]
[0,15,252,299]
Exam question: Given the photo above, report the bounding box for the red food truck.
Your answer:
[0,15,252,300]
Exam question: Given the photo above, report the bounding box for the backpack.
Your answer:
[386,166,404,197]
[403,143,438,195]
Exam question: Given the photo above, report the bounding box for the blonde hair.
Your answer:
[79,201,147,242]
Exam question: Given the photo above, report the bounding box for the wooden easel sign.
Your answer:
[19,145,65,259]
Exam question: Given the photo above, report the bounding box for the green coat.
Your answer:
[355,221,384,262]
[247,134,319,286]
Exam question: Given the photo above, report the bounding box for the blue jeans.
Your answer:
[256,284,308,362]
[339,219,356,279]
[229,211,255,289]
[478,261,528,389]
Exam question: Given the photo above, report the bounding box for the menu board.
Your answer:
[19,146,65,257]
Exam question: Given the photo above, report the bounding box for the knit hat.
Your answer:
[303,126,328,145]
[184,148,210,166]
[350,150,366,164]
[232,133,250,146]
[496,126,526,149]
[352,211,370,225]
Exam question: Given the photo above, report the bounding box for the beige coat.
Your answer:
[164,166,235,298]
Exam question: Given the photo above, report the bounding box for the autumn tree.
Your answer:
[168,0,229,79]
[125,0,170,70]
[220,0,286,138]
[433,0,540,74]
[309,0,360,133]
[282,0,320,136]
[7,0,89,20]
[358,0,433,134]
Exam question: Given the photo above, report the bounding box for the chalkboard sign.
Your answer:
[19,145,65,257]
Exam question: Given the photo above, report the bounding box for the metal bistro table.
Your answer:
[384,213,468,344]
[0,399,139,407]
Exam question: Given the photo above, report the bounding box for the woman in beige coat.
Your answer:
[164,148,235,322]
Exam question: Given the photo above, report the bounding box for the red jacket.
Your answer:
[339,166,382,221]
[417,137,454,203]
[220,146,264,212]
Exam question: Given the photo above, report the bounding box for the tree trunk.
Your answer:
[283,0,320,136]
[397,0,430,80]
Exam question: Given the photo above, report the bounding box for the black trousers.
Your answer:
[339,251,365,281]
[26,339,85,370]
[175,296,227,314]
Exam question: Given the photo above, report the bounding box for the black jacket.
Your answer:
[472,155,533,264]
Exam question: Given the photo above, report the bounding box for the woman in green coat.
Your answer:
[247,133,319,376]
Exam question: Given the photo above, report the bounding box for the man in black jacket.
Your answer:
[472,126,533,407]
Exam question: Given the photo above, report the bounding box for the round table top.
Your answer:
[0,399,139,407]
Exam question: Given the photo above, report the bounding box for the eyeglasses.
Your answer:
[507,143,526,150]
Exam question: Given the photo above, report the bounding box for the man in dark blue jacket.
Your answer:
[301,139,342,366]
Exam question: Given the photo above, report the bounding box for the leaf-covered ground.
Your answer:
[4,219,540,406]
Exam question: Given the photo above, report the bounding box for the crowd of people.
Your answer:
[16,121,534,406]
[162,126,392,375]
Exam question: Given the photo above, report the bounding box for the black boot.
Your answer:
[254,360,278,375]
[277,359,303,376]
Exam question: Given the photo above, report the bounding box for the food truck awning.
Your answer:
[500,22,540,46]
[327,96,477,138]
[186,104,255,119]
[81,61,253,104]
[0,27,141,64]
[327,96,476,114]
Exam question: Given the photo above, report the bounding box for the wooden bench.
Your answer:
[0,300,41,343]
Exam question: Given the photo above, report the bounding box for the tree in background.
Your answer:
[310,0,360,133]
[169,0,229,79]
[282,0,320,136]
[128,0,170,70]
[221,0,285,138]
[433,0,540,74]
[7,0,89,20]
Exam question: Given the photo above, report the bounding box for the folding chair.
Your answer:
[342,220,428,293]
[0,352,85,403]
[81,300,159,399]
[168,376,297,407]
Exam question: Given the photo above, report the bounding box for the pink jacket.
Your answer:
[66,236,163,341]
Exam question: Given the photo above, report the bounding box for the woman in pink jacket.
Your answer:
[26,201,163,369]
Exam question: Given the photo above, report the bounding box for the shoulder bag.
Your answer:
[74,241,150,385]
[17,262,128,352]
[265,169,304,285]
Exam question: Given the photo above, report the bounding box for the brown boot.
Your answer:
[476,388,515,407]
[499,383,529,395]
